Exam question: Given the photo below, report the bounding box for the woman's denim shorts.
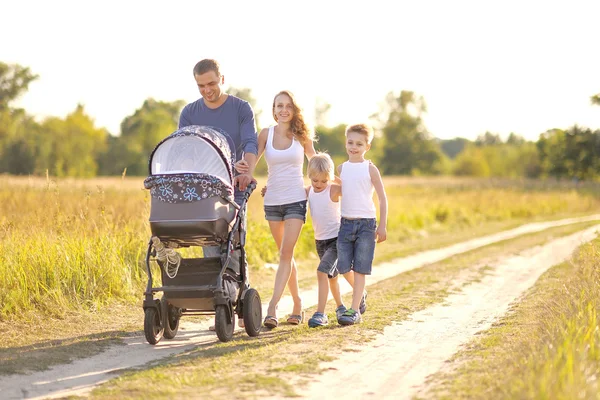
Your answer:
[264,200,307,222]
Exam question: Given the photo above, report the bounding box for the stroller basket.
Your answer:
[144,173,237,247]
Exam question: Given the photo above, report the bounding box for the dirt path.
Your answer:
[299,225,600,400]
[1,215,599,400]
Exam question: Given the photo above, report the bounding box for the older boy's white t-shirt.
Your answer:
[340,160,376,218]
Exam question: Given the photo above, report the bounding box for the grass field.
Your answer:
[1,175,599,323]
[423,237,600,400]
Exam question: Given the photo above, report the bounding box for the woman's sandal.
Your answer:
[263,315,279,329]
[286,310,305,325]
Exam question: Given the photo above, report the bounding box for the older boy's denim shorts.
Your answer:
[337,218,376,275]
[264,200,307,222]
[316,237,339,278]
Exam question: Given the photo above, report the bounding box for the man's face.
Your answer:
[194,71,224,103]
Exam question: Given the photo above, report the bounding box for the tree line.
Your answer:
[1,62,599,179]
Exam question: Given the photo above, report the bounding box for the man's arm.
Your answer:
[178,105,191,129]
[369,163,388,243]
[236,102,259,190]
[240,102,258,164]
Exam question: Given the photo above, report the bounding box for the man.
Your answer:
[179,59,258,329]
[179,58,258,190]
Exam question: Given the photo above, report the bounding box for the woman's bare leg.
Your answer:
[266,218,304,317]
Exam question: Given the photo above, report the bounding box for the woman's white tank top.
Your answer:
[263,125,306,206]
[340,160,376,218]
[308,185,341,240]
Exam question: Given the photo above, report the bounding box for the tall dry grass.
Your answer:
[1,175,599,321]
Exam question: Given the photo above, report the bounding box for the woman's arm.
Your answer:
[304,139,316,160]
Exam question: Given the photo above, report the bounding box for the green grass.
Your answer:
[422,236,600,400]
[1,175,600,379]
[2,175,600,320]
[81,221,599,399]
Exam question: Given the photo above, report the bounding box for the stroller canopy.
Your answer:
[144,126,236,203]
[148,125,235,183]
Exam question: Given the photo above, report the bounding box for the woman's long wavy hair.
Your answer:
[272,90,314,145]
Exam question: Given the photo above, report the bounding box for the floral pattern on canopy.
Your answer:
[144,173,234,204]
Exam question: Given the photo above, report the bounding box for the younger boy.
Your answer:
[305,153,365,327]
[337,124,388,325]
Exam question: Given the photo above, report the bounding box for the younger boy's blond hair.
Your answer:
[345,123,374,144]
[307,152,335,180]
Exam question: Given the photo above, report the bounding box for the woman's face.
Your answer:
[273,94,295,123]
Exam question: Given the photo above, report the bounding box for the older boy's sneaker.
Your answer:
[308,312,328,328]
[338,308,361,325]
[335,305,347,323]
[359,291,367,314]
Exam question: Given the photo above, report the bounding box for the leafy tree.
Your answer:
[591,93,600,106]
[314,97,331,128]
[453,146,490,177]
[475,131,503,146]
[0,62,38,109]
[115,98,185,176]
[0,63,40,174]
[506,132,526,145]
[37,105,108,177]
[227,86,262,130]
[537,126,600,180]
[314,123,347,167]
[439,137,470,159]
[373,90,446,175]
[0,108,39,174]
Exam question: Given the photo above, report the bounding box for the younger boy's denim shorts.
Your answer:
[337,217,376,275]
[264,200,307,222]
[315,237,339,278]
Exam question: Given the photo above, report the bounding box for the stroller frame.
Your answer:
[141,125,262,344]
[142,182,261,343]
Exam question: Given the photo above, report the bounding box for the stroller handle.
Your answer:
[243,181,257,198]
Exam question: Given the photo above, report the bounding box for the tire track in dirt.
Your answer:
[1,215,599,399]
[299,225,600,399]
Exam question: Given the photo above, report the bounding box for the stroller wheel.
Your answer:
[215,304,234,342]
[144,307,164,345]
[161,297,180,339]
[243,288,262,337]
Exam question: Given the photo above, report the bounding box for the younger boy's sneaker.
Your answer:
[338,308,362,326]
[335,305,347,324]
[308,312,328,328]
[359,291,367,315]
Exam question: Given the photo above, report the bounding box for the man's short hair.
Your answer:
[193,59,221,77]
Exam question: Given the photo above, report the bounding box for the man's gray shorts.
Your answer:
[315,237,339,278]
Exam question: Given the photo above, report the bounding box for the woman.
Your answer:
[236,90,315,328]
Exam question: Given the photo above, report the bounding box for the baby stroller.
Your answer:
[142,125,262,343]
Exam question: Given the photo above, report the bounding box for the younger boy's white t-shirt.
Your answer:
[308,185,341,240]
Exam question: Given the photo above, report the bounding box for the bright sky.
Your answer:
[2,0,599,140]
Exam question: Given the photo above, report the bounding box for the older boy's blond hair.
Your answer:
[307,153,335,180]
[345,123,374,144]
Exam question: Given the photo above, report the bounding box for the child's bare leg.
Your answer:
[351,272,366,311]
[343,270,355,288]
[329,276,343,308]
[316,271,329,313]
